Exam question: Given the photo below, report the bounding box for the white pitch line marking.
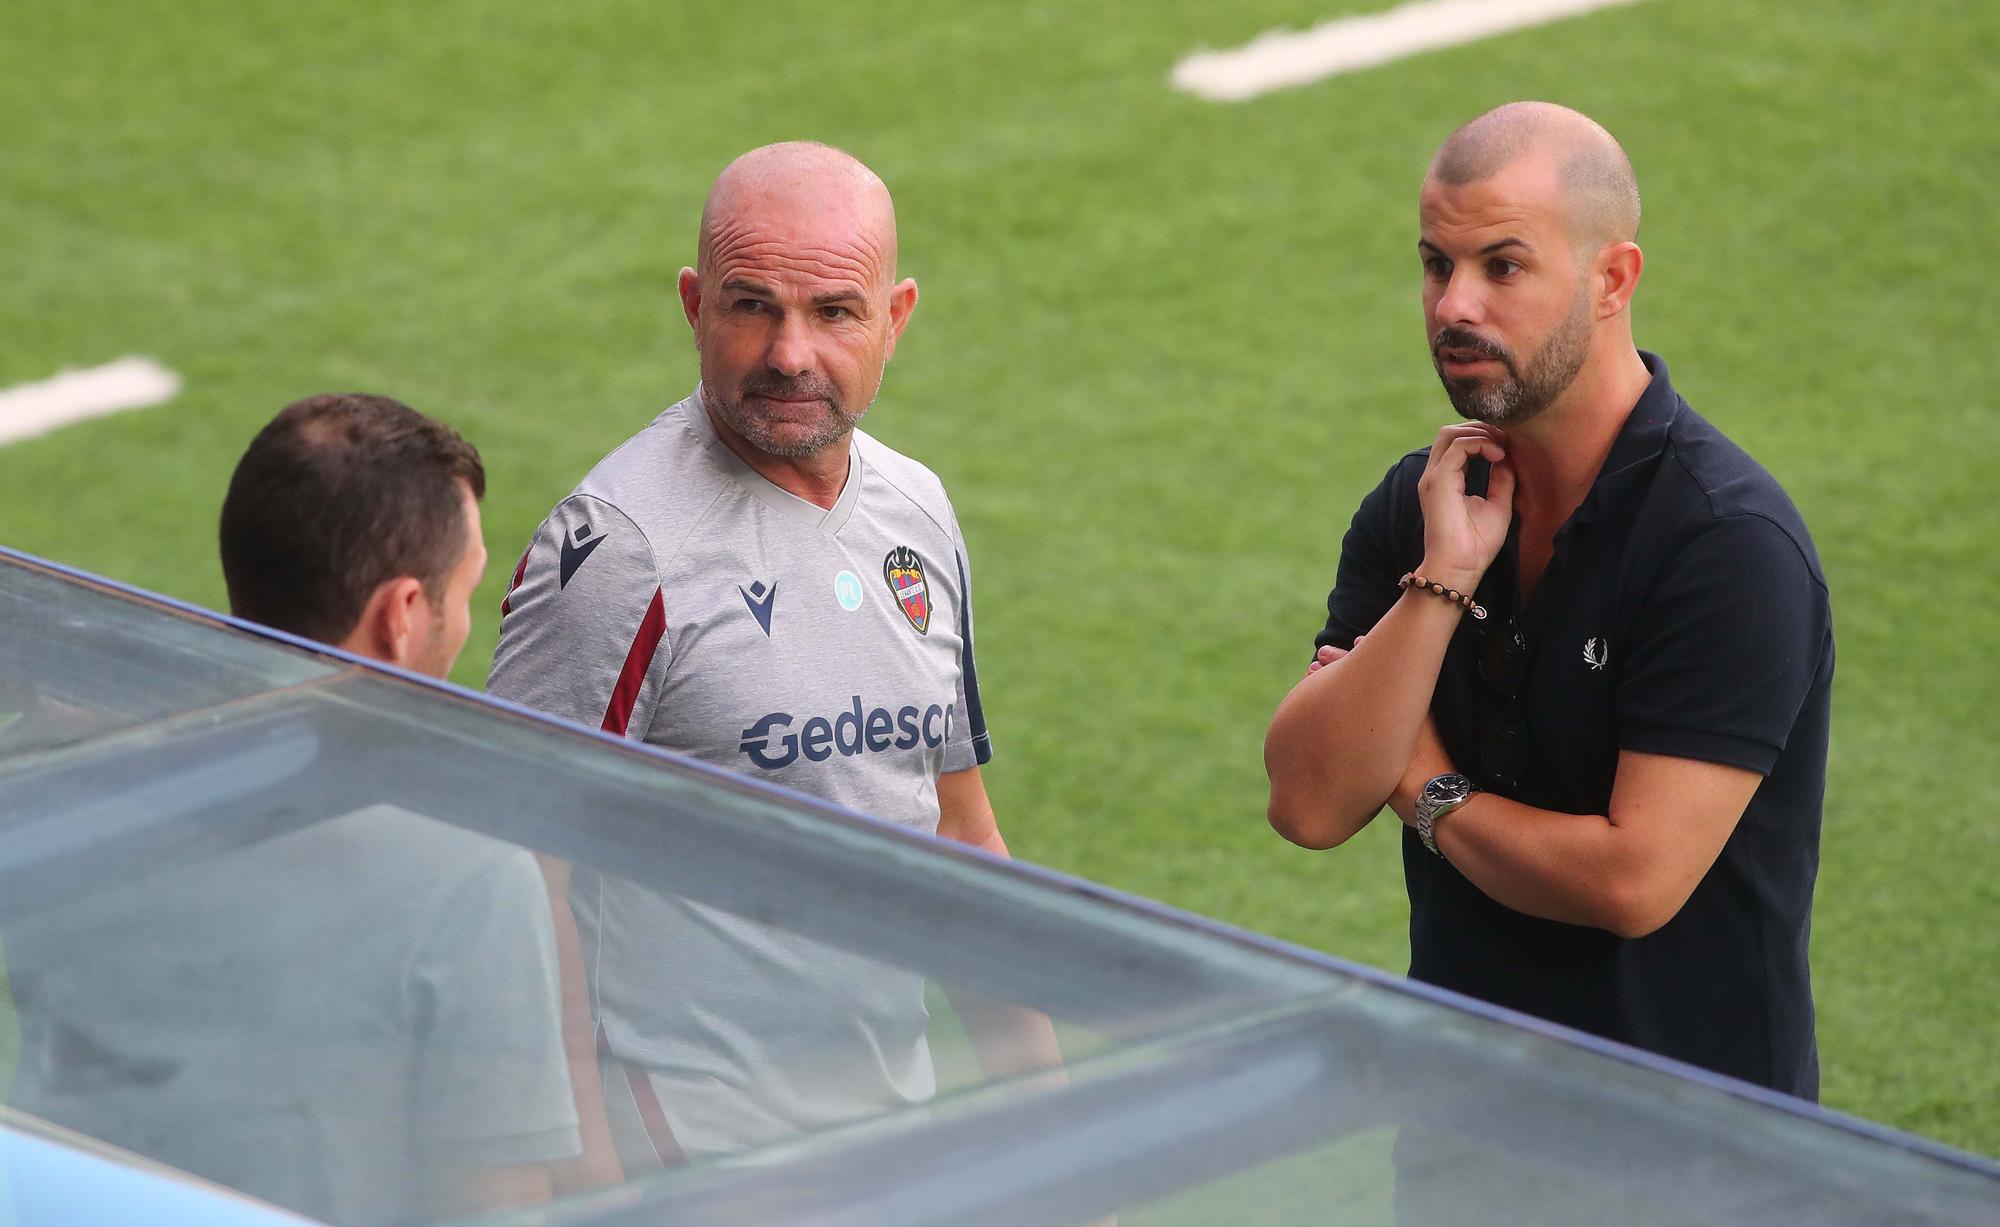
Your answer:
[0,357,182,446]
[1172,0,1651,102]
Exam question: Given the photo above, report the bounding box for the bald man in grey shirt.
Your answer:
[492,142,1055,1166]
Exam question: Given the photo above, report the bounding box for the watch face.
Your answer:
[1422,773,1476,806]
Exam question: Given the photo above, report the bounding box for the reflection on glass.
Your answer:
[583,872,935,1166]
[2,550,1996,1227]
[576,873,1074,1172]
[0,561,334,763]
[3,804,578,1227]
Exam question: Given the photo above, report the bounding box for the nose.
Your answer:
[1434,267,1483,329]
[764,311,815,379]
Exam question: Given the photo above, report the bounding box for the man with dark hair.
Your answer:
[219,392,487,672]
[7,394,584,1227]
[1266,102,1833,1099]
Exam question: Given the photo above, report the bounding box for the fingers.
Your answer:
[1422,423,1506,474]
[1304,637,1360,677]
[1419,434,1508,501]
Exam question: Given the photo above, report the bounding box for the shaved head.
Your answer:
[1430,101,1640,250]
[696,141,899,287]
[679,142,919,467]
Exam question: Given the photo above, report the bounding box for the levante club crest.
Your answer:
[883,547,930,635]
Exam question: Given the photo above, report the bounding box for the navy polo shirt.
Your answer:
[1318,352,1833,1097]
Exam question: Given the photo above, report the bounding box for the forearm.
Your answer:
[1265,589,1464,847]
[944,984,1066,1079]
[937,766,1007,856]
[533,855,624,1192]
[1393,740,1755,939]
[1420,794,1638,932]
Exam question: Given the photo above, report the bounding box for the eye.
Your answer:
[731,298,769,314]
[1487,258,1522,278]
[819,304,853,321]
[1422,255,1452,280]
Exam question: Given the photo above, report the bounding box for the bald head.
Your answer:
[696,141,899,286]
[1429,102,1640,249]
[679,143,921,470]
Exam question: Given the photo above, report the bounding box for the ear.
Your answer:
[342,577,427,667]
[883,277,919,360]
[1596,241,1644,320]
[677,267,703,334]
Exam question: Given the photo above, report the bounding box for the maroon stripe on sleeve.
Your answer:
[499,548,530,616]
[621,1061,689,1168]
[601,588,666,735]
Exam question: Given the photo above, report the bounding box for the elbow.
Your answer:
[1604,910,1669,942]
[1597,879,1692,940]
[1263,725,1365,850]
[1266,790,1360,851]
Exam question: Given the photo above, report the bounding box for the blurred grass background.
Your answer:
[1,0,1994,1154]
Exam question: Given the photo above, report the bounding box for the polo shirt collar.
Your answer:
[1563,350,1681,534]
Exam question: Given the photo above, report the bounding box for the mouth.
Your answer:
[1434,340,1508,375]
[750,392,830,411]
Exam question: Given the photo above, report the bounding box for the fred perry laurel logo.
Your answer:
[1583,638,1610,671]
[883,546,930,635]
[834,570,865,612]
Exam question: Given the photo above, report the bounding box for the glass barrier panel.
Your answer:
[0,557,1994,1227]
[0,558,336,763]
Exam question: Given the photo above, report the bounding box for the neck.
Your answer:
[705,405,852,510]
[1504,343,1651,526]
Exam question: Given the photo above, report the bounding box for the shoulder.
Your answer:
[315,805,543,914]
[564,396,737,568]
[1347,446,1432,530]
[854,427,962,544]
[1652,407,1826,590]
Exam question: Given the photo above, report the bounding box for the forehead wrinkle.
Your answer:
[696,142,900,285]
[708,230,884,296]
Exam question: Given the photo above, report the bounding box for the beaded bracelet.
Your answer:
[1400,572,1488,621]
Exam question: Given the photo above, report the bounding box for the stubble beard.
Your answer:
[707,371,872,460]
[1434,285,1594,428]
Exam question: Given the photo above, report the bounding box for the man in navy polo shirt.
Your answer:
[1265,102,1833,1099]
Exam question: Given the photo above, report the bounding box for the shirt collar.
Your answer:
[684,385,864,534]
[1564,350,1681,534]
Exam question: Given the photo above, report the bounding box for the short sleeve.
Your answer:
[1317,460,1414,655]
[943,512,992,771]
[1616,514,1832,775]
[489,496,670,738]
[412,848,581,1164]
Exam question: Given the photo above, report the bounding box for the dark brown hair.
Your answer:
[219,393,485,643]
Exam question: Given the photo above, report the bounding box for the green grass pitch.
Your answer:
[1,0,1994,1156]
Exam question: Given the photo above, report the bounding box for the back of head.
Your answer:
[219,393,484,644]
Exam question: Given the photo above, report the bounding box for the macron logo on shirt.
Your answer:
[739,580,778,636]
[559,523,606,589]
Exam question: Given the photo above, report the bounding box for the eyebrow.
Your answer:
[1418,237,1534,257]
[718,278,868,308]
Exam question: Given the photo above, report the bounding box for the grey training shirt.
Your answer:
[489,387,991,1155]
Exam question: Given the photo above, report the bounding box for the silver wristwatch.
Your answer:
[1415,773,1479,856]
